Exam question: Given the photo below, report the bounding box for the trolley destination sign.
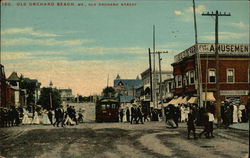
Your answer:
[174,43,249,62]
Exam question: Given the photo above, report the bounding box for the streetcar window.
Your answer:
[101,104,106,110]
[106,104,110,109]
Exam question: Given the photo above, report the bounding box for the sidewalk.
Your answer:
[228,122,249,131]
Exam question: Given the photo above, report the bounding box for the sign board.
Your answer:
[174,43,249,62]
[220,90,249,96]
[197,44,249,53]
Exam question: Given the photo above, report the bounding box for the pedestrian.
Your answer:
[207,111,215,138]
[180,104,185,122]
[187,108,197,139]
[54,108,64,127]
[13,107,20,126]
[238,107,242,123]
[229,103,234,124]
[130,104,137,124]
[233,104,238,123]
[48,109,53,125]
[198,111,209,138]
[42,109,51,125]
[78,111,83,123]
[165,104,177,128]
[224,106,231,128]
[126,107,130,123]
[119,108,124,122]
[32,111,40,125]
[174,106,180,128]
[137,106,144,124]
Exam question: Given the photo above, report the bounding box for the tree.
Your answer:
[102,86,115,98]
[37,87,62,110]
[20,75,36,105]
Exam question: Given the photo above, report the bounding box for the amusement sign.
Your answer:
[174,43,249,62]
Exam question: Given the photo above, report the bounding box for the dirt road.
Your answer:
[0,122,249,158]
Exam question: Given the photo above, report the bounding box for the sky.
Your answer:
[1,0,249,95]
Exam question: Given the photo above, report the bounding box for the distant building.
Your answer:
[7,72,21,107]
[140,68,173,103]
[114,74,142,103]
[59,88,74,103]
[0,65,15,108]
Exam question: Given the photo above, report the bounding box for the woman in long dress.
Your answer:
[22,109,30,125]
[232,104,238,123]
[180,105,185,122]
[32,111,40,124]
[42,110,51,125]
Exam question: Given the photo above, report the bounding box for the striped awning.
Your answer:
[187,97,197,104]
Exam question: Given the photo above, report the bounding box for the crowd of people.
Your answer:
[117,101,248,140]
[221,101,248,127]
[0,105,84,128]
[118,104,152,124]
[0,106,21,127]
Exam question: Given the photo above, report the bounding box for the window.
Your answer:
[227,69,234,83]
[111,104,116,109]
[208,69,216,83]
[101,104,106,110]
[175,75,182,88]
[106,104,110,109]
[189,71,195,84]
[186,72,189,85]
[183,75,187,86]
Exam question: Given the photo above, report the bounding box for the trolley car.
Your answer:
[95,98,120,122]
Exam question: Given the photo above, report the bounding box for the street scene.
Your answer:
[0,0,249,157]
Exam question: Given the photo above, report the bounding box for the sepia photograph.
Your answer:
[0,0,249,157]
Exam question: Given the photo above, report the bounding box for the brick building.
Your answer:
[172,43,250,108]
[0,64,15,108]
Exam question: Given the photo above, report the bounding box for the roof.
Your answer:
[8,72,20,81]
[114,79,142,90]
[59,89,72,92]
[23,78,41,86]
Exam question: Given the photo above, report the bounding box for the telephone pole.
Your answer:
[202,10,231,125]
[192,0,203,109]
[150,50,168,120]
[152,25,156,108]
[148,48,153,102]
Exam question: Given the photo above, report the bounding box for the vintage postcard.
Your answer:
[0,0,249,157]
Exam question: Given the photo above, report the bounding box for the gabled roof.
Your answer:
[114,79,142,90]
[8,72,20,81]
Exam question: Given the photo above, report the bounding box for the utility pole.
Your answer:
[152,25,156,109]
[151,50,168,120]
[148,48,153,102]
[192,0,203,109]
[202,10,231,125]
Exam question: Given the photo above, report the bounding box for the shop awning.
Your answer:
[187,97,197,104]
[178,97,188,104]
[202,92,216,101]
